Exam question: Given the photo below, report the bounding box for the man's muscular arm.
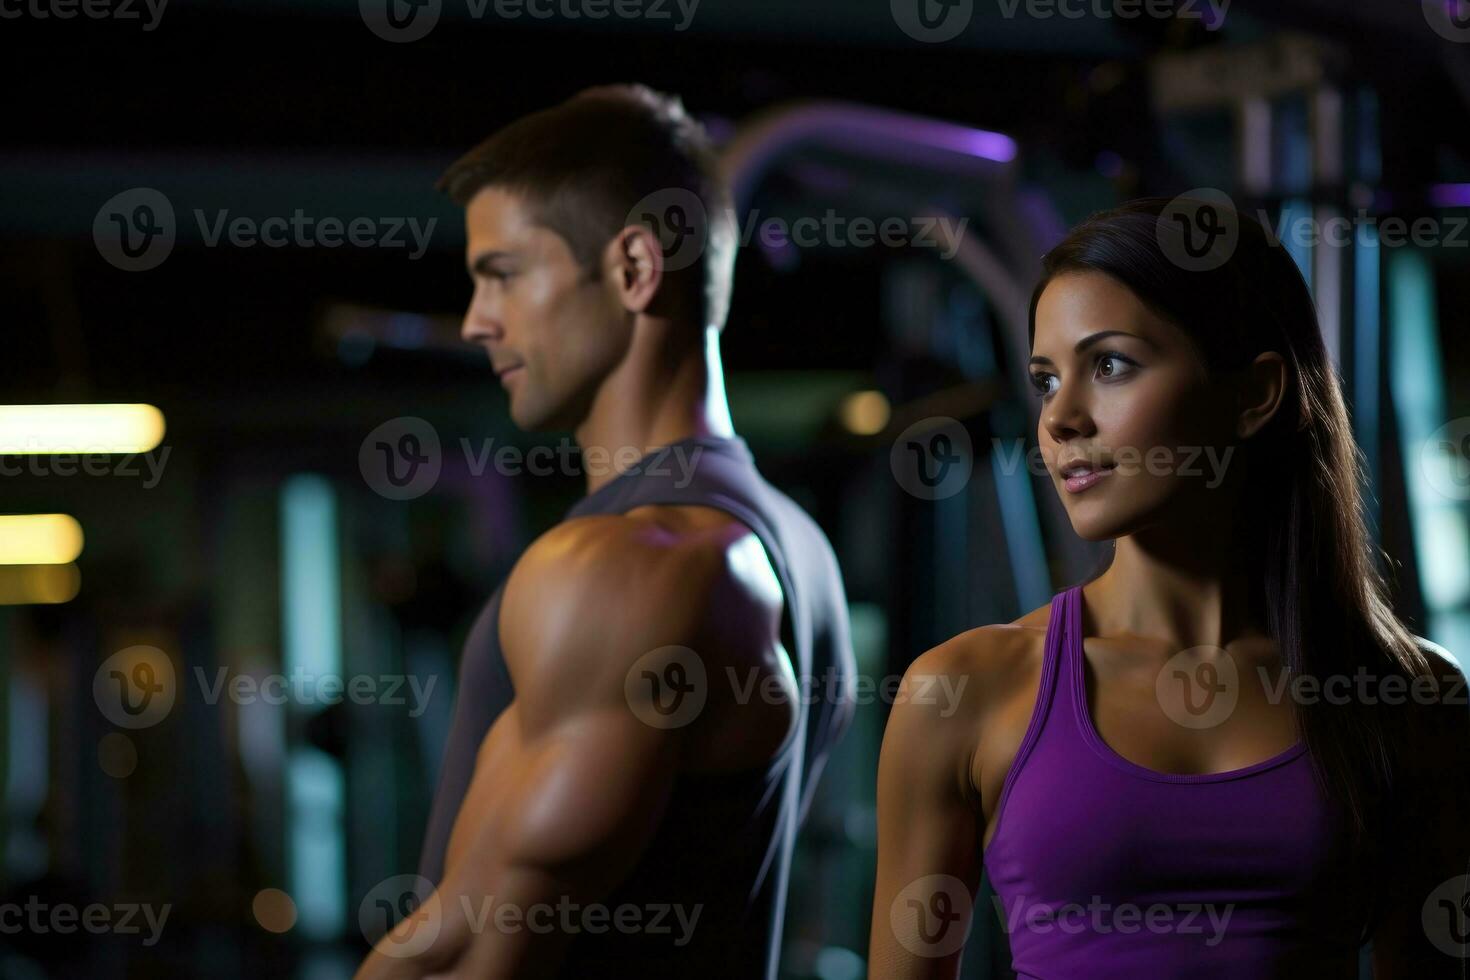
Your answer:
[356,511,779,980]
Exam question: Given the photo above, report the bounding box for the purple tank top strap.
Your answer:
[984,588,1070,849]
[1054,585,1083,722]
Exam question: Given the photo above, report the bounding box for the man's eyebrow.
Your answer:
[1028,329,1155,366]
[468,250,514,276]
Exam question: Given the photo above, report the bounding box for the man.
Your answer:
[355,84,855,979]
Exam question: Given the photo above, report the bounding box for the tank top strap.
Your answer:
[1053,584,1083,709]
[1017,584,1091,760]
[1022,587,1077,747]
[987,587,1075,843]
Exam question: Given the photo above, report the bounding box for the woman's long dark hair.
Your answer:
[1027,198,1447,883]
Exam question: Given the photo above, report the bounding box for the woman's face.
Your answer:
[1030,270,1240,541]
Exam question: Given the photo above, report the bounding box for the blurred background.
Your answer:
[2,0,1469,976]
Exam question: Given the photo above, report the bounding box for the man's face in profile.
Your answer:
[459,187,630,432]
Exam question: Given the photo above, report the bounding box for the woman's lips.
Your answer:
[1063,464,1116,493]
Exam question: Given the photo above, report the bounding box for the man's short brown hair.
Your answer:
[438,84,737,331]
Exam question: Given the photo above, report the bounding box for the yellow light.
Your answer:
[0,563,81,604]
[0,514,84,565]
[839,390,892,436]
[253,888,298,934]
[0,404,165,454]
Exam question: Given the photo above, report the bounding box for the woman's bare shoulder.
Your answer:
[899,600,1055,714]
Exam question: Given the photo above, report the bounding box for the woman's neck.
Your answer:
[1091,508,1268,651]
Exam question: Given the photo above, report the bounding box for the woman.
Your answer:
[868,198,1470,978]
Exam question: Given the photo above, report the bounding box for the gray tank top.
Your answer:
[415,434,855,978]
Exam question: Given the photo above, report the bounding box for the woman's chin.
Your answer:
[1066,507,1136,542]
[1072,524,1122,543]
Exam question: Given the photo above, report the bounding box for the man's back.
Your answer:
[415,434,855,977]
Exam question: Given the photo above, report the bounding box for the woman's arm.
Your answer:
[868,637,990,979]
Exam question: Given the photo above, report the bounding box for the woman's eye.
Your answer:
[1029,373,1056,398]
[1095,352,1134,380]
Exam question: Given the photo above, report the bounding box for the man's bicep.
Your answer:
[481,703,682,891]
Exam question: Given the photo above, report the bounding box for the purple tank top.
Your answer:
[981,584,1374,977]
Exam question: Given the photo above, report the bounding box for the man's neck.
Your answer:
[574,324,735,495]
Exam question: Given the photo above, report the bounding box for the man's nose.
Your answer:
[461,303,503,345]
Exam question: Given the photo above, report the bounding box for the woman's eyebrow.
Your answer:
[1029,329,1156,366]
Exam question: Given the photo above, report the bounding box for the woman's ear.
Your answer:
[1235,351,1288,440]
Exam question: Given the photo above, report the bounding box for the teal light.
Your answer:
[1279,198,1313,292]
[1386,249,1470,666]
[1353,224,1381,536]
[280,474,346,939]
[991,447,1051,611]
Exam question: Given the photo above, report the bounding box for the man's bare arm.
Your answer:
[356,512,779,979]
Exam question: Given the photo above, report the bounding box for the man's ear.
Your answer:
[1235,350,1288,440]
[605,225,664,315]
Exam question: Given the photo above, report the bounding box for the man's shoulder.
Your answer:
[499,508,783,693]
[512,507,754,598]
